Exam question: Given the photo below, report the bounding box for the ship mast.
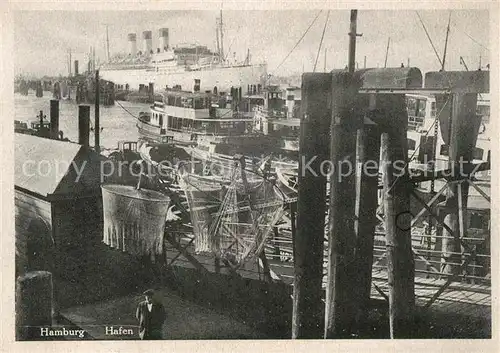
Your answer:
[384,37,390,68]
[441,11,452,71]
[106,24,111,62]
[324,47,327,72]
[215,21,221,61]
[68,48,72,76]
[219,9,224,62]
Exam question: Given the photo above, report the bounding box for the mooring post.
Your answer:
[36,81,43,97]
[424,71,489,276]
[214,257,221,274]
[49,99,59,139]
[292,73,331,339]
[149,82,155,103]
[324,70,363,338]
[379,94,415,338]
[39,110,44,135]
[442,93,481,275]
[78,105,90,147]
[353,93,381,318]
[95,70,100,154]
[16,271,53,340]
[324,9,364,338]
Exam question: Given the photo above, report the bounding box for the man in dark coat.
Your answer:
[135,289,166,340]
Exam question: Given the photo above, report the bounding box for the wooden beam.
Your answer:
[380,94,415,339]
[324,70,363,338]
[410,183,448,227]
[258,252,273,283]
[409,162,490,184]
[168,236,195,267]
[353,97,381,320]
[457,181,466,241]
[410,189,474,255]
[467,179,491,203]
[292,73,331,339]
[441,93,481,276]
[424,70,489,93]
[165,234,209,274]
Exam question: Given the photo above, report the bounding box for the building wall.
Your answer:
[51,196,103,280]
[14,190,53,276]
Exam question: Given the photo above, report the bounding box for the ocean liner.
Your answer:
[100,13,267,95]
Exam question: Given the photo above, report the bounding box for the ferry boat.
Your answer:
[99,14,267,96]
[252,85,301,157]
[136,84,293,172]
[406,93,491,171]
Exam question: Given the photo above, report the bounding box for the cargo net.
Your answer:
[178,163,285,268]
[102,185,170,262]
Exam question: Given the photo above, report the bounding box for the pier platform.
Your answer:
[60,286,265,340]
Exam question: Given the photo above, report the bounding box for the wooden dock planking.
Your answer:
[164,230,491,319]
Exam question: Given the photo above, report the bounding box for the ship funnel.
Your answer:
[142,31,152,55]
[285,88,295,119]
[159,28,169,51]
[101,184,171,261]
[128,33,137,56]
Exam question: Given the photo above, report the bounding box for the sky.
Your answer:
[13,9,490,77]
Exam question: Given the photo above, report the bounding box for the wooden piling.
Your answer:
[16,271,53,340]
[39,110,44,132]
[379,95,415,338]
[78,105,90,147]
[214,257,221,273]
[353,99,381,317]
[324,71,363,338]
[149,82,155,103]
[36,81,43,97]
[441,93,481,275]
[441,213,459,274]
[292,73,331,339]
[49,100,59,139]
[95,70,100,153]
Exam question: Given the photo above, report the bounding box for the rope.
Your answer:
[266,10,323,82]
[452,24,489,52]
[415,11,444,68]
[313,11,330,72]
[386,93,452,194]
[115,99,141,120]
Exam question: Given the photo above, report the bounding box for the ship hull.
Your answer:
[100,64,267,94]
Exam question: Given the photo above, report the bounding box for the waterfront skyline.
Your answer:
[13,9,490,78]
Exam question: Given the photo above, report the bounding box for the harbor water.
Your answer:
[14,91,146,150]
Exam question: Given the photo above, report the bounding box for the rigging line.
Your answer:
[115,99,140,120]
[451,24,489,52]
[223,23,243,62]
[386,93,452,194]
[313,11,330,73]
[415,11,444,68]
[267,10,323,81]
[384,37,390,68]
[441,11,452,71]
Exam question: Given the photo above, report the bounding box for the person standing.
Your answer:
[135,289,166,340]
